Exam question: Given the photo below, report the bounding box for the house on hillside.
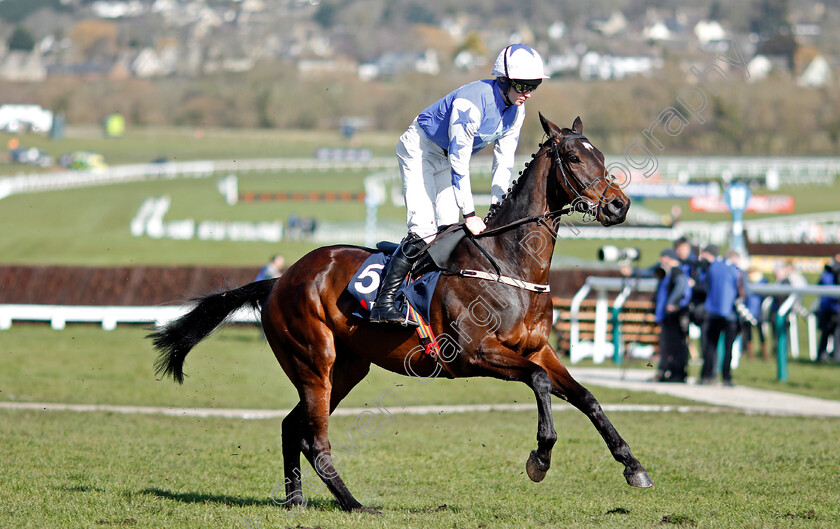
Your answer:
[358,49,439,80]
[798,55,833,87]
[590,11,628,37]
[298,56,358,76]
[132,48,165,78]
[545,50,579,77]
[91,1,147,19]
[643,21,671,41]
[694,20,726,44]
[0,51,47,82]
[579,51,661,80]
[747,54,773,82]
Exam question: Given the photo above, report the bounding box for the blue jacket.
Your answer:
[655,267,689,323]
[704,258,742,320]
[416,79,524,214]
[745,277,767,321]
[818,269,839,314]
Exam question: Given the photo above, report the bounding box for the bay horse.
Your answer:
[150,114,653,513]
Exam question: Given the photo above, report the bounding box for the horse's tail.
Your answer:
[149,278,277,384]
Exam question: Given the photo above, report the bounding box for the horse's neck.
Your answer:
[481,154,564,282]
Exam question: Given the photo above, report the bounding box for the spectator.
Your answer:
[816,254,840,362]
[300,217,317,240]
[653,248,691,383]
[256,254,285,281]
[690,244,717,358]
[700,248,743,386]
[769,260,808,355]
[742,267,769,361]
[287,214,301,241]
[674,236,696,266]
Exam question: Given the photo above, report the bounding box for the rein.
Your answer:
[416,132,610,293]
[474,133,598,239]
[451,133,608,293]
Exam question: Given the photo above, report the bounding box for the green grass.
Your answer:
[730,358,840,401]
[2,324,838,408]
[1,167,836,266]
[2,408,839,529]
[2,326,839,528]
[2,126,840,267]
[1,126,400,167]
[0,170,398,266]
[0,325,686,409]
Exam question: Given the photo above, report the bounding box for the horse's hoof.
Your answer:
[526,451,549,483]
[624,468,654,488]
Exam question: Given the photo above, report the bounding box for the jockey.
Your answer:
[370,43,549,326]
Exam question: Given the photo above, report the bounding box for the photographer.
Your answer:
[653,249,691,383]
[700,248,743,386]
[816,254,840,362]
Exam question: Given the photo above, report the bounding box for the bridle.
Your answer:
[548,133,611,209]
[475,133,611,239]
[435,132,614,289]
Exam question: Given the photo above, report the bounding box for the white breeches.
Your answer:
[396,119,460,241]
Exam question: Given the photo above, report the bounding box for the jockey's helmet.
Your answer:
[491,44,549,81]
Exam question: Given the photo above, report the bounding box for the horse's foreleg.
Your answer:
[531,348,653,488]
[525,367,557,483]
[474,351,557,482]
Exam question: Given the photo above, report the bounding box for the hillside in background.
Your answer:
[0,0,837,155]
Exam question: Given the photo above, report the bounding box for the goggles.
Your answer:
[509,79,541,94]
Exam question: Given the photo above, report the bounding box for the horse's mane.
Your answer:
[484,135,555,224]
[483,128,583,224]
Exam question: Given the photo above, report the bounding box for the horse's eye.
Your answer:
[569,155,580,163]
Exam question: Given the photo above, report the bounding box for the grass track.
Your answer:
[2,125,840,266]
[2,326,840,528]
[3,124,840,527]
[2,408,839,529]
[0,326,687,409]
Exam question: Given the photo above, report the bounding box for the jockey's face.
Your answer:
[501,78,533,106]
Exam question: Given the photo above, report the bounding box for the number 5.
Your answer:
[354,263,385,294]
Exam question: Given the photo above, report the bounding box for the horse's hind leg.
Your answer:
[277,344,374,513]
[298,376,373,512]
[280,403,307,509]
[531,347,653,488]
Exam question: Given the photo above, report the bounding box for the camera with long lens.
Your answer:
[598,245,641,265]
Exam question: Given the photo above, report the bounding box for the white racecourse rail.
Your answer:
[0,304,258,331]
[0,158,396,200]
[2,155,839,200]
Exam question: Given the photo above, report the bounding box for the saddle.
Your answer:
[375,226,467,272]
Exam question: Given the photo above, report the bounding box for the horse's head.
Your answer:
[539,113,630,227]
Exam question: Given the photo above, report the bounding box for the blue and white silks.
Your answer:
[415,79,524,216]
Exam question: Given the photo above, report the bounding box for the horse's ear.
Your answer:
[539,112,559,138]
[572,116,583,134]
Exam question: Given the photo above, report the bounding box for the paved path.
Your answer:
[569,367,840,418]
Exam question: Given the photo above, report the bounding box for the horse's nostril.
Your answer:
[610,198,625,213]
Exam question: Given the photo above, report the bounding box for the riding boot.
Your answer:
[369,234,424,327]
